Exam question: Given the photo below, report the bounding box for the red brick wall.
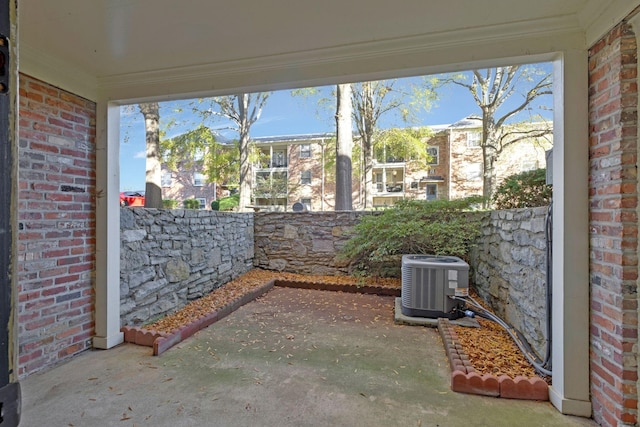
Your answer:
[17,75,96,377]
[588,21,638,427]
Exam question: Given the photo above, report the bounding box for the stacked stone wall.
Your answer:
[120,208,254,326]
[253,211,369,275]
[470,207,550,357]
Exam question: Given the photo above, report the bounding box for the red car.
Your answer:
[120,191,145,207]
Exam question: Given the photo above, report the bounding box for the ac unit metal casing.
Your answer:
[401,254,469,319]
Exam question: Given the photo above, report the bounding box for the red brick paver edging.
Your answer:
[121,278,547,401]
[121,279,401,356]
[437,318,549,401]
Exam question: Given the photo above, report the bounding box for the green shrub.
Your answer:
[339,196,484,277]
[218,194,239,211]
[492,168,551,209]
[211,200,220,211]
[183,199,201,209]
[162,199,179,209]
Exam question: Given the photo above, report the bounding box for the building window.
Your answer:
[301,198,312,210]
[426,147,439,165]
[426,184,438,200]
[301,170,311,185]
[161,171,172,187]
[272,150,286,167]
[196,198,206,209]
[193,172,205,186]
[300,144,311,158]
[465,163,483,180]
[467,132,481,148]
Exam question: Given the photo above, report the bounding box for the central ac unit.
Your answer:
[401,254,469,319]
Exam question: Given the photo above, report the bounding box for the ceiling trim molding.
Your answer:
[20,44,99,101]
[97,14,583,102]
[580,0,640,47]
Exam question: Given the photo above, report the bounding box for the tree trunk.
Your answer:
[361,82,374,209]
[237,94,252,211]
[335,84,353,211]
[139,102,162,209]
[481,109,497,206]
[482,151,497,204]
[363,133,373,209]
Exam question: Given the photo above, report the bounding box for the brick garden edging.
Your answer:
[121,279,549,401]
[437,318,549,401]
[121,279,401,356]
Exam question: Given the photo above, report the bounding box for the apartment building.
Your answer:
[252,133,336,211]
[161,163,218,209]
[158,116,550,210]
[251,116,551,211]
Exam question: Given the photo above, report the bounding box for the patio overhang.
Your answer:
[15,0,640,421]
[18,0,637,103]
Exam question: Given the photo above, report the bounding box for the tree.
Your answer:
[292,81,434,209]
[139,102,162,208]
[373,126,433,168]
[351,80,433,208]
[440,65,552,203]
[335,84,353,211]
[194,93,270,211]
[162,125,238,191]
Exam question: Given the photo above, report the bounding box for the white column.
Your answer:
[547,49,592,416]
[93,101,124,349]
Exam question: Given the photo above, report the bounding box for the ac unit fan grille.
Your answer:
[400,254,469,319]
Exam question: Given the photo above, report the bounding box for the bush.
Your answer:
[183,199,201,209]
[492,168,551,209]
[211,200,220,211]
[162,199,179,209]
[338,197,483,277]
[218,194,239,211]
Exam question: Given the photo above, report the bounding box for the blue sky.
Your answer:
[120,64,553,191]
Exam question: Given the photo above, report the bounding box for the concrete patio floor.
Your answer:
[21,287,596,427]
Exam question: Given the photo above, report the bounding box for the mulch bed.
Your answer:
[131,268,544,381]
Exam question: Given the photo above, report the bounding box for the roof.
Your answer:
[251,133,335,144]
[449,115,483,128]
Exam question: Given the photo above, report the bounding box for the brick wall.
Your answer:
[17,75,96,377]
[588,21,639,427]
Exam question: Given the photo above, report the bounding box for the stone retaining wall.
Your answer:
[469,206,550,357]
[120,207,550,359]
[120,208,254,326]
[253,211,370,275]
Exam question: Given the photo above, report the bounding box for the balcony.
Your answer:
[373,182,404,194]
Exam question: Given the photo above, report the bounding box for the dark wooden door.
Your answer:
[0,0,20,425]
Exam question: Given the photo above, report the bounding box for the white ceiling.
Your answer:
[18,0,639,101]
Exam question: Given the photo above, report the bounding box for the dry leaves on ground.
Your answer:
[454,318,539,379]
[145,268,542,380]
[145,269,398,334]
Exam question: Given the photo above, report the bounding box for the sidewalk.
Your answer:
[21,287,596,427]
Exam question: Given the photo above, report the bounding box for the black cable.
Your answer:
[454,296,552,377]
[543,202,552,369]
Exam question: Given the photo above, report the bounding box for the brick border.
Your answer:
[437,318,549,401]
[121,279,401,355]
[121,279,547,401]
[122,279,276,355]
